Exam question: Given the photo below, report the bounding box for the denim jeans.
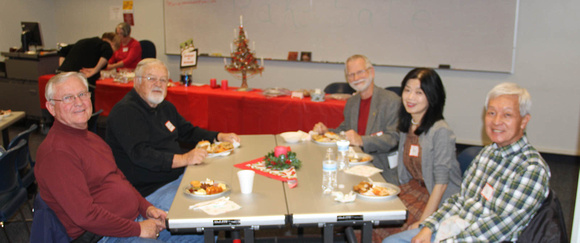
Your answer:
[99,175,206,243]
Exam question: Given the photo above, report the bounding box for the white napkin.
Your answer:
[297,130,310,141]
[189,197,241,215]
[433,215,470,242]
[332,191,356,203]
[343,165,383,177]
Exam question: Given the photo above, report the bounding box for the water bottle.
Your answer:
[322,148,337,194]
[336,132,350,170]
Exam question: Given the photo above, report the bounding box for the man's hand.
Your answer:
[345,129,363,146]
[217,133,240,143]
[313,122,328,134]
[79,68,96,78]
[145,206,167,232]
[173,148,208,168]
[411,227,433,243]
[138,219,160,239]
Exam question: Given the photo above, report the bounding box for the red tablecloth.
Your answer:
[95,79,346,134]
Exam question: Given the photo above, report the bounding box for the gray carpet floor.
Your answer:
[1,119,578,243]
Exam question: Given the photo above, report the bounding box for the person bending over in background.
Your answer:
[313,54,401,184]
[384,82,550,242]
[57,32,119,87]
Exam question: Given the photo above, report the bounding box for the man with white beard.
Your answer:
[106,58,239,199]
[313,54,401,184]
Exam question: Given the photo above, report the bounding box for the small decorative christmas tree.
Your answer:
[224,16,264,91]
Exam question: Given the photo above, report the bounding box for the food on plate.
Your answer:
[312,132,340,143]
[353,181,372,193]
[353,181,397,196]
[188,178,227,195]
[0,109,11,116]
[196,141,234,153]
[349,154,372,163]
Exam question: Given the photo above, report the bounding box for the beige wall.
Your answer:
[1,0,578,156]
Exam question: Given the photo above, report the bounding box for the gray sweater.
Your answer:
[397,120,462,207]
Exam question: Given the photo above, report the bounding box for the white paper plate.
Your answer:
[184,181,231,199]
[348,153,373,166]
[355,182,400,201]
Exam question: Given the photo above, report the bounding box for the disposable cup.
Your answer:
[237,170,255,194]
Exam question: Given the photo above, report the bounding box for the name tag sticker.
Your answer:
[409,144,420,157]
[123,47,129,52]
[481,183,494,201]
[371,131,383,136]
[165,121,176,132]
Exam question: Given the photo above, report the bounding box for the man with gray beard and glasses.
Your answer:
[313,54,401,184]
[106,59,239,200]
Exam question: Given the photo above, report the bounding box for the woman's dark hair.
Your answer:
[397,68,446,135]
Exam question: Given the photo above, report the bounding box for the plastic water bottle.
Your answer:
[336,133,350,170]
[322,148,337,194]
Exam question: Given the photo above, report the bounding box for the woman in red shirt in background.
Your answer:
[108,22,142,70]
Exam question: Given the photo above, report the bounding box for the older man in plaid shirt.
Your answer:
[384,82,551,243]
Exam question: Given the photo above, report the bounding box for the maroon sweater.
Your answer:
[35,120,152,239]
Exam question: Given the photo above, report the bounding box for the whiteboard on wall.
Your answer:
[164,0,519,73]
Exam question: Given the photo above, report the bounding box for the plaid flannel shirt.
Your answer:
[423,135,550,242]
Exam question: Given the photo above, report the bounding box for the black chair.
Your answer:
[385,86,401,96]
[516,188,568,243]
[30,192,72,243]
[87,109,103,134]
[8,123,38,191]
[0,140,29,242]
[324,82,355,94]
[140,40,156,59]
[456,146,483,176]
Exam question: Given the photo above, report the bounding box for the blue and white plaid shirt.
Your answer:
[423,135,551,242]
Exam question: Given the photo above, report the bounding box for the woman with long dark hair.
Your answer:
[390,68,462,234]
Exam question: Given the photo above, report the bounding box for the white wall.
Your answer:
[1,0,579,156]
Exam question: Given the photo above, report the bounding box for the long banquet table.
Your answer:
[166,134,407,243]
[94,78,347,135]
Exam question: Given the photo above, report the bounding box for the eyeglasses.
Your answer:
[138,76,169,83]
[347,68,370,80]
[50,91,91,104]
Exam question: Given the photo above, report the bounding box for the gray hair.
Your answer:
[485,82,532,116]
[344,54,373,75]
[134,58,170,86]
[116,22,131,37]
[45,72,89,105]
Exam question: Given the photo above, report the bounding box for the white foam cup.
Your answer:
[237,170,255,194]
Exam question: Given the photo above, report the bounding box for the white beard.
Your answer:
[349,76,373,92]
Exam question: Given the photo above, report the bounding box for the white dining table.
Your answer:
[166,134,407,243]
[0,111,26,147]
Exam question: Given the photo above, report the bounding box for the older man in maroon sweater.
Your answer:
[35,72,202,242]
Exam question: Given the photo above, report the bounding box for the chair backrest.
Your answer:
[324,82,355,94]
[0,140,28,224]
[139,40,156,59]
[385,86,401,96]
[30,192,72,243]
[8,123,38,170]
[457,146,483,176]
[0,140,26,198]
[516,189,569,243]
[87,109,103,134]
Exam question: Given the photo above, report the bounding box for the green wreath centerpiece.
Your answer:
[264,146,302,170]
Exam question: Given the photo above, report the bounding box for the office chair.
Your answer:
[8,123,38,192]
[385,86,401,96]
[87,109,103,134]
[140,40,156,59]
[30,192,72,243]
[324,82,355,94]
[0,140,30,242]
[456,146,483,176]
